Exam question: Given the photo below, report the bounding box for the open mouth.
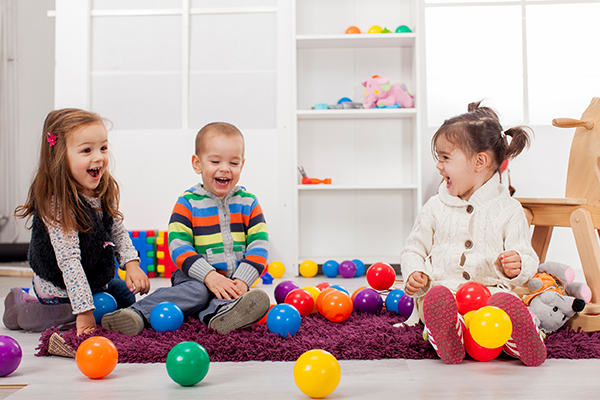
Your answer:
[215,177,230,186]
[88,167,101,178]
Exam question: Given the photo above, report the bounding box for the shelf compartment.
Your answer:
[297,108,416,120]
[298,184,418,191]
[296,33,415,49]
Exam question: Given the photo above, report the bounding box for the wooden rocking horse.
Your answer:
[516,97,600,332]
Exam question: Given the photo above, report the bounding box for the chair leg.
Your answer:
[530,226,553,263]
[570,208,600,304]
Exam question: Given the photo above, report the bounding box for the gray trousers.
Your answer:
[131,269,232,325]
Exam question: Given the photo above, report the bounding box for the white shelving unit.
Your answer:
[292,0,421,270]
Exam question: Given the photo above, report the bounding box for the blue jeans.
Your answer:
[93,278,136,309]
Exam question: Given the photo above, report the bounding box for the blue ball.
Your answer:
[150,302,184,332]
[266,304,301,337]
[328,284,349,296]
[92,292,118,323]
[385,289,405,314]
[322,260,339,278]
[352,259,366,277]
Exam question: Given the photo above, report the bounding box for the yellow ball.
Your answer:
[268,261,285,278]
[294,349,341,398]
[470,306,512,349]
[117,269,127,281]
[463,310,476,330]
[367,25,382,34]
[302,286,321,313]
[251,278,260,288]
[300,260,318,278]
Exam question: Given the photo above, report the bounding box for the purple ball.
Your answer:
[0,335,22,377]
[274,280,300,304]
[353,288,383,314]
[339,260,357,279]
[397,294,415,318]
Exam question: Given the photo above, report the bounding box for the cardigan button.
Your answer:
[463,271,471,280]
[466,205,474,213]
[465,240,473,249]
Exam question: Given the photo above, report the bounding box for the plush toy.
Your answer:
[522,262,591,333]
[362,75,414,109]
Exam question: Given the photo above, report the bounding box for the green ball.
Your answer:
[166,341,210,386]
[396,25,412,33]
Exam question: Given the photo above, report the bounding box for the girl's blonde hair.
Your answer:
[431,101,532,172]
[14,108,122,232]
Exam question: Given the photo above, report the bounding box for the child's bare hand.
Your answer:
[405,271,429,296]
[205,271,242,300]
[234,279,249,295]
[76,310,96,336]
[498,250,521,278]
[124,261,151,295]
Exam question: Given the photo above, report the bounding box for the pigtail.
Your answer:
[503,126,532,160]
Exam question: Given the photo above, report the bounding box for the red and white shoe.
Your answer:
[487,292,546,367]
[423,285,465,364]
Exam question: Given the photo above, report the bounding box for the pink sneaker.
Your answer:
[423,285,465,364]
[487,292,546,367]
[3,287,39,330]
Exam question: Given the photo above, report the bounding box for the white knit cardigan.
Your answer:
[400,173,539,298]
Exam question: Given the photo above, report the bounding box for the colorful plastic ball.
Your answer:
[0,336,22,377]
[76,336,118,379]
[268,261,286,278]
[396,25,412,33]
[150,302,184,332]
[463,310,477,330]
[258,304,276,324]
[455,282,492,315]
[302,286,321,313]
[300,260,318,278]
[352,259,366,277]
[322,260,339,278]
[267,304,302,337]
[368,25,383,34]
[338,97,353,104]
[315,282,331,291]
[339,260,357,278]
[92,292,118,323]
[328,284,349,296]
[166,341,210,386]
[397,294,415,318]
[274,280,300,304]
[366,262,396,290]
[294,349,341,398]
[353,288,383,314]
[285,288,315,317]
[385,289,405,313]
[316,288,337,314]
[464,329,502,362]
[470,306,513,349]
[321,291,353,323]
[117,268,126,280]
[345,26,361,34]
[351,286,368,301]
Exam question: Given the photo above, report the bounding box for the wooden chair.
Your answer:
[516,97,600,332]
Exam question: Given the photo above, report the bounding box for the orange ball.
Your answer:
[351,286,368,301]
[321,291,353,323]
[258,304,276,324]
[316,288,337,314]
[345,26,361,34]
[76,336,118,379]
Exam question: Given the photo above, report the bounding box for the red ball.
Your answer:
[366,262,396,290]
[315,282,331,291]
[285,288,315,317]
[455,282,491,315]
[320,291,353,323]
[464,329,502,362]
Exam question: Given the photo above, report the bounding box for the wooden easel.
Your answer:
[516,97,600,332]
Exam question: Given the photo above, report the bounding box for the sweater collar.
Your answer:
[191,184,240,203]
[438,172,506,207]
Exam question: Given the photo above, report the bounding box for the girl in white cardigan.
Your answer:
[400,102,546,366]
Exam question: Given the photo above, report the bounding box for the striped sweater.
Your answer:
[168,184,268,288]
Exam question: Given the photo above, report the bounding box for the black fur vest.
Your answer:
[29,198,117,290]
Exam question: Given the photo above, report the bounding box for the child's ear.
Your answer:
[192,154,202,175]
[474,152,491,172]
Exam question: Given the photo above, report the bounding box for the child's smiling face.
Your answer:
[192,132,245,199]
[434,136,480,201]
[66,122,109,197]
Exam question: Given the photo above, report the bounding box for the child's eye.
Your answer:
[101,145,108,151]
[82,148,91,153]
[231,162,239,166]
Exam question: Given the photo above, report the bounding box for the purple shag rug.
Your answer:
[35,312,600,363]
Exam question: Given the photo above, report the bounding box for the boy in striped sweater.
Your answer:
[102,122,270,335]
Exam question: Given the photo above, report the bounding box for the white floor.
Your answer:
[1,270,600,399]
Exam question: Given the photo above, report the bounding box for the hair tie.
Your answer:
[47,132,57,147]
[500,130,506,139]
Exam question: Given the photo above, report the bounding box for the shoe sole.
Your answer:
[3,288,25,330]
[101,309,144,335]
[488,292,547,367]
[423,286,465,364]
[18,303,75,332]
[209,290,270,335]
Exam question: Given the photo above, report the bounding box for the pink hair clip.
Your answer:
[47,132,57,147]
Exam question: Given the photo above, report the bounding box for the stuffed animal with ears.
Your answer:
[362,75,414,109]
[522,262,591,333]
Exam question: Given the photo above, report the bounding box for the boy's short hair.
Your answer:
[195,122,244,156]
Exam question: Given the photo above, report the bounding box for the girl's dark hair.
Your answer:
[431,101,532,171]
[14,108,122,233]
